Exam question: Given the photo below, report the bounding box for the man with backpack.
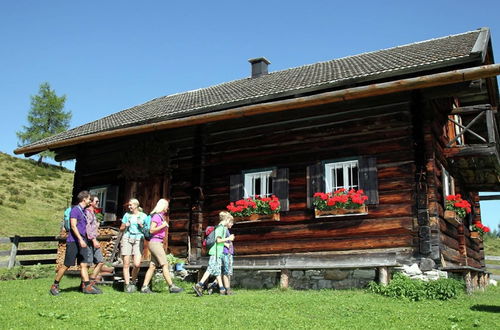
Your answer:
[193,211,234,296]
[50,190,101,295]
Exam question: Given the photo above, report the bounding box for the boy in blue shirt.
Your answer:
[193,211,234,296]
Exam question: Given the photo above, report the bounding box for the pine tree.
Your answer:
[17,82,72,164]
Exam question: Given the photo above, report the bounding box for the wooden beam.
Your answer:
[479,195,500,201]
[15,63,500,156]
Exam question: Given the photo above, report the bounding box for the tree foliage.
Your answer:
[17,82,71,163]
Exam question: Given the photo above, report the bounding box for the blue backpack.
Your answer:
[63,207,72,231]
[141,214,152,240]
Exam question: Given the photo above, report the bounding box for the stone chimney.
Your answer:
[248,57,271,78]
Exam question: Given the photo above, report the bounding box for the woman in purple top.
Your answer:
[140,199,183,294]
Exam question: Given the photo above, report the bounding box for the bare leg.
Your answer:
[54,265,68,282]
[216,275,223,288]
[131,253,142,282]
[80,263,90,282]
[161,263,173,286]
[142,263,156,288]
[222,275,231,289]
[91,262,104,280]
[199,270,211,285]
[122,255,131,284]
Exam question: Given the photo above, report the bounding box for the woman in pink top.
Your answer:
[140,199,183,294]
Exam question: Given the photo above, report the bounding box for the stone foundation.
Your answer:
[231,268,377,290]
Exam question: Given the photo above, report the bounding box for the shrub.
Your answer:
[0,264,54,281]
[367,273,464,301]
[10,188,20,196]
[9,196,26,204]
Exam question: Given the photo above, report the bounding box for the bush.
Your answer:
[0,264,54,281]
[367,273,464,301]
[9,196,26,204]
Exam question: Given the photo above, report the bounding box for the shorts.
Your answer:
[64,241,92,266]
[121,235,142,256]
[221,254,233,276]
[88,244,104,265]
[207,255,222,276]
[148,241,168,267]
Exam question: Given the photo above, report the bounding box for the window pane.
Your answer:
[352,166,359,189]
[254,177,261,196]
[336,167,343,189]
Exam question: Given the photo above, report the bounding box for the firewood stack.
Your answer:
[55,226,120,271]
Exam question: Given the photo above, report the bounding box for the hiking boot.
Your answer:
[225,289,235,296]
[49,284,60,296]
[124,284,137,293]
[82,283,102,294]
[169,285,184,293]
[192,283,203,297]
[219,289,227,296]
[140,286,153,294]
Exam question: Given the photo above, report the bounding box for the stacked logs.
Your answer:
[56,226,120,271]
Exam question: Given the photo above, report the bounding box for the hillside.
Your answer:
[0,152,74,236]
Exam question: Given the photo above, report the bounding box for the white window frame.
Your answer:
[243,170,273,198]
[325,160,359,193]
[90,187,107,210]
[441,165,455,198]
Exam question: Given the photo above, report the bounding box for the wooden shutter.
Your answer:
[105,185,119,213]
[272,168,289,211]
[229,174,243,202]
[306,162,325,208]
[358,157,378,205]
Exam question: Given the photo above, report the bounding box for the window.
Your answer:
[243,170,273,198]
[90,187,107,209]
[324,160,359,193]
[89,185,119,218]
[307,156,378,207]
[230,168,289,211]
[441,165,455,198]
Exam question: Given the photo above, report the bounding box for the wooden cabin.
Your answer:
[15,28,500,289]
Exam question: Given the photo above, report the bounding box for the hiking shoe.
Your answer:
[140,286,153,294]
[192,283,203,297]
[82,284,102,294]
[169,285,184,293]
[49,284,60,296]
[124,284,137,293]
[225,289,235,296]
[219,289,227,296]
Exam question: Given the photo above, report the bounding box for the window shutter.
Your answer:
[229,174,243,202]
[105,185,119,213]
[272,168,289,211]
[359,157,378,205]
[306,162,325,208]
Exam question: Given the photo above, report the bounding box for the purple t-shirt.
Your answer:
[150,213,168,243]
[223,228,234,255]
[67,205,87,243]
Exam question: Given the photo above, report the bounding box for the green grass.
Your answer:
[0,277,499,329]
[0,152,74,237]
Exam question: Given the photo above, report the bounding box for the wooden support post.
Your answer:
[378,266,389,286]
[280,269,290,289]
[8,235,20,269]
[472,272,479,292]
[486,109,496,143]
[464,271,473,295]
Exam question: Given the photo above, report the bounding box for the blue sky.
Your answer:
[1,0,499,230]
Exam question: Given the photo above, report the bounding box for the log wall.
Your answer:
[70,93,419,260]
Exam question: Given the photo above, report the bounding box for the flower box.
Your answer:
[470,231,482,242]
[233,213,280,223]
[444,210,462,226]
[314,205,368,218]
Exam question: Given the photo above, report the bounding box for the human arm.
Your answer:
[92,238,100,249]
[119,214,130,232]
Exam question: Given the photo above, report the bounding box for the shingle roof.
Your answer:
[22,28,487,151]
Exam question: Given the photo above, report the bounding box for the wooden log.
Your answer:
[280,269,290,289]
[8,235,19,269]
[379,266,389,286]
[234,235,412,255]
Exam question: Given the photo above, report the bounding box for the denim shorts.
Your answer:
[207,255,222,276]
[221,254,233,276]
[88,244,104,264]
[64,241,92,266]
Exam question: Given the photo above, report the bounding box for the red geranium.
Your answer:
[227,195,281,217]
[471,223,490,236]
[313,188,368,211]
[445,194,471,218]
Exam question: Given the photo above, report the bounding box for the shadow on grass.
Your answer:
[59,285,81,293]
[470,305,500,313]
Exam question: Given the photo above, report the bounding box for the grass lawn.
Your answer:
[0,277,499,329]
